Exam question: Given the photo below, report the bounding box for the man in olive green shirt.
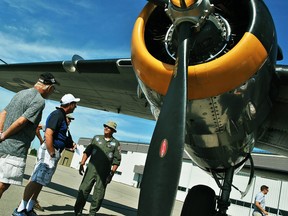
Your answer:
[74,121,121,216]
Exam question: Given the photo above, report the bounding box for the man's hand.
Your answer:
[0,132,3,142]
[0,131,5,143]
[106,171,114,185]
[50,153,56,158]
[71,143,77,151]
[79,164,84,175]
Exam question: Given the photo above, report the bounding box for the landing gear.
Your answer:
[181,167,235,216]
[216,167,235,216]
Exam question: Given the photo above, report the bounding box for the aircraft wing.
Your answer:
[256,65,288,157]
[0,56,153,120]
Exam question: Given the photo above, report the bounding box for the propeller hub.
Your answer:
[165,13,231,64]
[166,0,213,28]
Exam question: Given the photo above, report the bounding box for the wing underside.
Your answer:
[0,57,153,120]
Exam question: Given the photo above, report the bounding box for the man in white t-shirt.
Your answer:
[253,185,269,216]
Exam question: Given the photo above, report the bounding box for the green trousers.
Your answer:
[74,168,107,216]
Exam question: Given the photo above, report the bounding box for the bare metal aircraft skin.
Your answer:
[1,0,288,215]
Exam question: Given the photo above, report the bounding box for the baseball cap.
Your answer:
[66,113,75,120]
[103,121,117,132]
[38,73,59,85]
[60,94,80,105]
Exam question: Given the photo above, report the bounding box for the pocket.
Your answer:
[47,150,61,168]
[3,158,25,178]
[48,157,57,168]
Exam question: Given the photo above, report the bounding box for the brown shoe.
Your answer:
[34,201,44,212]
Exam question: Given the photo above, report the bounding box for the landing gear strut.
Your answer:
[216,167,235,216]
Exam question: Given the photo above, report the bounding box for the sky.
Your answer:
[0,0,287,150]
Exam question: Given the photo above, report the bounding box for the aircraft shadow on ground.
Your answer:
[24,174,137,216]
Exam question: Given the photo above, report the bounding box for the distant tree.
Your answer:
[30,148,37,156]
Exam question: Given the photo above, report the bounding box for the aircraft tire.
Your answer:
[181,184,216,216]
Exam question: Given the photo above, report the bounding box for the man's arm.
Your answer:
[79,153,88,166]
[0,110,7,141]
[0,116,29,142]
[106,142,122,184]
[45,128,55,157]
[0,110,7,132]
[36,125,44,144]
[106,165,119,185]
[255,201,268,215]
[79,153,89,175]
[111,165,119,173]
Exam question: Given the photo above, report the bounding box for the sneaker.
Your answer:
[26,209,38,216]
[33,201,44,212]
[12,208,27,216]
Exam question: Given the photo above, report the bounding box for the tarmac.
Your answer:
[0,155,183,216]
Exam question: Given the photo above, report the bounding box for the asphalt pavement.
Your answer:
[0,155,183,216]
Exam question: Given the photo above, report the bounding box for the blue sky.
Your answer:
[0,0,287,150]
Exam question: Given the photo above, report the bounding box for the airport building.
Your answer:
[60,138,288,215]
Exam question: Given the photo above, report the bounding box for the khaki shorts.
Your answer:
[0,154,26,185]
[30,143,61,186]
[252,211,263,216]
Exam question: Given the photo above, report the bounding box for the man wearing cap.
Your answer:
[74,121,121,216]
[0,73,58,199]
[32,113,77,212]
[65,113,77,152]
[13,93,80,216]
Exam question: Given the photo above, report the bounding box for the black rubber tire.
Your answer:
[181,185,216,216]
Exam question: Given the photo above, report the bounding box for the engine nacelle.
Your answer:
[131,0,278,172]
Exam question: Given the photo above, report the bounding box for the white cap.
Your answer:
[60,94,80,105]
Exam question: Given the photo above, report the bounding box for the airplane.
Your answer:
[0,0,288,215]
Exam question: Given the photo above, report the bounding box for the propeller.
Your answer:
[137,20,193,215]
[147,0,169,7]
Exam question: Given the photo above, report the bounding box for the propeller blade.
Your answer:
[138,22,193,216]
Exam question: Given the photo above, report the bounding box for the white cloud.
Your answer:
[0,32,129,64]
[0,0,153,148]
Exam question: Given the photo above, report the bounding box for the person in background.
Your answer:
[253,185,269,216]
[13,93,80,216]
[74,121,121,216]
[65,113,77,152]
[0,73,58,199]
